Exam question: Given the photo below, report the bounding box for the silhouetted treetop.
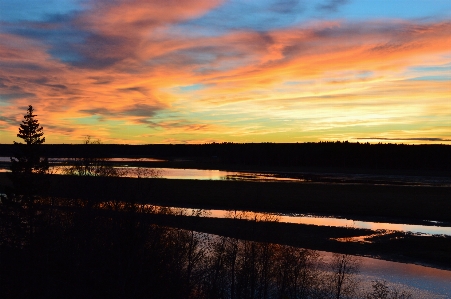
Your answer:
[10,105,49,177]
[16,105,45,146]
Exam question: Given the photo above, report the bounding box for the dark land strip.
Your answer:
[2,173,448,223]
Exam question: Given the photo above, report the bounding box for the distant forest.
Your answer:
[1,142,451,172]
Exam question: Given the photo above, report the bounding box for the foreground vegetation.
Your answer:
[1,196,418,299]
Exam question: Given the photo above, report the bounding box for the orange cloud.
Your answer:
[193,21,451,92]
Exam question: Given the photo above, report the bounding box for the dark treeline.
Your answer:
[1,142,451,171]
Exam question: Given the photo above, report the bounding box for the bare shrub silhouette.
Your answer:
[116,158,163,178]
[326,252,362,299]
[366,280,413,299]
[63,136,118,177]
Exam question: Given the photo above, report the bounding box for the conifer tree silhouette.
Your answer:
[11,105,48,176]
[4,105,49,245]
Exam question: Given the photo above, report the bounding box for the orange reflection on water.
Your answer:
[208,209,451,236]
[108,158,166,162]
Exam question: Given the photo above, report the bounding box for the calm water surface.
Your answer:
[327,251,451,298]
[159,206,451,236]
[1,157,450,186]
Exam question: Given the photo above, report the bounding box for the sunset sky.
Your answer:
[1,0,450,144]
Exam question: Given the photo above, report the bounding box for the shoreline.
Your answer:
[2,158,451,178]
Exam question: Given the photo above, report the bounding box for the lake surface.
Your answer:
[119,167,304,181]
[1,156,450,186]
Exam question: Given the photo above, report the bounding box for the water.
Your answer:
[325,251,451,298]
[163,207,451,297]
[150,206,451,236]
[119,167,302,181]
[119,167,450,186]
[1,157,450,186]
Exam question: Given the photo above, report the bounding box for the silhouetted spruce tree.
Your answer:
[3,105,49,245]
[10,105,49,186]
[15,105,47,159]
